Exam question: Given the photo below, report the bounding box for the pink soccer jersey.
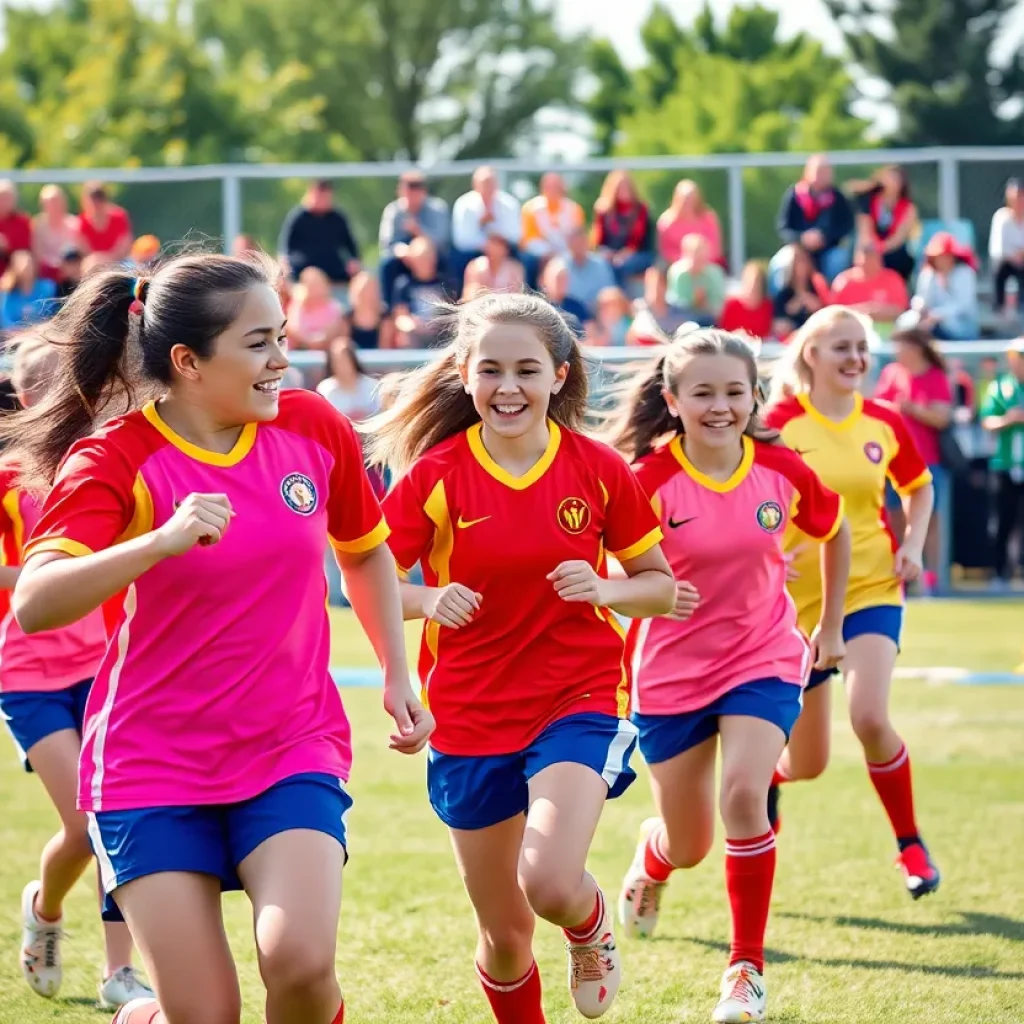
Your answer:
[0,468,107,693]
[629,436,844,715]
[24,390,389,812]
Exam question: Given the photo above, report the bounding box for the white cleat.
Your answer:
[618,816,668,939]
[566,895,621,1019]
[19,880,63,998]
[712,961,767,1023]
[110,997,160,1023]
[98,966,155,1010]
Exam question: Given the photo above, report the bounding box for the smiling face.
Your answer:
[805,318,871,395]
[665,353,756,451]
[459,322,567,442]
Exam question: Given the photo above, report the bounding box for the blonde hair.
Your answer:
[594,171,637,215]
[362,292,588,477]
[769,306,872,404]
[671,179,705,215]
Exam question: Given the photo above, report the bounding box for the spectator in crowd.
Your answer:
[54,245,84,300]
[347,271,384,350]
[666,233,726,326]
[32,185,83,282]
[591,170,655,288]
[975,355,1001,414]
[316,338,381,421]
[565,225,616,317]
[520,172,585,287]
[980,337,1024,587]
[830,241,910,323]
[278,179,361,296]
[851,165,918,281]
[77,181,133,262]
[0,180,32,278]
[912,232,980,340]
[378,170,450,307]
[0,251,56,331]
[586,286,632,347]
[450,166,522,288]
[875,324,953,594]
[286,265,347,350]
[772,243,830,340]
[462,233,525,298]
[130,234,161,269]
[776,154,854,282]
[391,237,446,348]
[540,258,590,335]
[628,265,691,345]
[988,177,1024,316]
[718,260,773,339]
[657,179,723,267]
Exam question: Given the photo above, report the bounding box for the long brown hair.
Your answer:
[891,324,946,372]
[604,327,778,461]
[362,292,588,477]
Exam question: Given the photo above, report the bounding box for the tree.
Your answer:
[825,0,1024,145]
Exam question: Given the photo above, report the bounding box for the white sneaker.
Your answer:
[566,893,621,1019]
[712,961,767,1023]
[19,880,63,998]
[618,817,668,939]
[99,966,155,1010]
[111,997,160,1023]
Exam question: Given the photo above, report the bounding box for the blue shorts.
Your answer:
[87,772,352,922]
[806,604,904,690]
[0,678,92,773]
[634,678,803,765]
[427,713,638,831]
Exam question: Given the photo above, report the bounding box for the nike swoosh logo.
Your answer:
[668,517,697,528]
[794,449,815,456]
[457,515,491,529]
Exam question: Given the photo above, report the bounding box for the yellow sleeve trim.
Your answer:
[396,565,411,581]
[330,518,391,555]
[23,537,94,560]
[819,496,846,543]
[894,468,933,497]
[610,526,664,563]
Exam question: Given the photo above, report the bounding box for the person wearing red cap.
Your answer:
[911,232,979,340]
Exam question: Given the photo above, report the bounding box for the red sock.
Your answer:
[771,768,789,787]
[867,743,919,841]
[643,821,675,882]
[117,1003,162,1024]
[563,888,605,943]
[476,961,546,1024]
[724,832,777,974]
[331,1003,344,1024]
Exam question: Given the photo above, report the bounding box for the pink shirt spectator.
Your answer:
[0,472,106,693]
[874,363,952,466]
[287,297,344,341]
[25,390,389,811]
[629,436,843,715]
[658,210,723,266]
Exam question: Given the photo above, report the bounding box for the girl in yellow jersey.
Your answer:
[763,306,940,900]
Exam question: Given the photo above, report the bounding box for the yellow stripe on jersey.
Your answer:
[611,526,664,563]
[421,479,454,705]
[23,537,94,560]
[893,468,932,497]
[331,517,391,554]
[116,474,156,545]
[2,489,24,556]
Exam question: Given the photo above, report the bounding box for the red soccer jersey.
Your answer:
[383,422,663,756]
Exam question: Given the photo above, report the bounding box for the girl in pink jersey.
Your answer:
[0,334,153,1011]
[608,329,851,1024]
[2,253,433,1024]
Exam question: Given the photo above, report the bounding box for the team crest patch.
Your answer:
[557,496,591,535]
[281,473,318,515]
[756,500,783,533]
[864,441,883,464]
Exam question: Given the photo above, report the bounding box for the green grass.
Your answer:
[1,601,1023,1023]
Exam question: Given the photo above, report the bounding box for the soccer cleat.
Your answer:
[566,901,621,1019]
[767,784,782,835]
[110,998,160,1023]
[618,816,668,939]
[98,966,155,1010]
[896,841,941,900]
[712,961,767,1023]
[19,880,63,998]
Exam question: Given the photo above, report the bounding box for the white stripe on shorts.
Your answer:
[86,813,119,894]
[600,718,639,790]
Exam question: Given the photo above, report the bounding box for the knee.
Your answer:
[719,775,769,829]
[162,989,241,1024]
[519,870,581,924]
[259,933,336,1000]
[849,706,891,749]
[662,829,712,869]
[61,818,93,861]
[477,918,535,963]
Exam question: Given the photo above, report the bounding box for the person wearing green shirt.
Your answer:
[666,233,726,327]
[980,338,1024,585]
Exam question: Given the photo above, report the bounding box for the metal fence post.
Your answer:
[727,165,746,275]
[937,152,960,225]
[221,172,242,253]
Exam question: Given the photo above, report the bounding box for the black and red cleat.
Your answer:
[896,840,941,900]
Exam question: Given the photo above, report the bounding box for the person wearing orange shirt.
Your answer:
[520,174,585,288]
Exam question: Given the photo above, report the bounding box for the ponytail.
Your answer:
[602,350,679,461]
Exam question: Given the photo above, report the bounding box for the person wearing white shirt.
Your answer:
[989,177,1024,314]
[450,166,522,290]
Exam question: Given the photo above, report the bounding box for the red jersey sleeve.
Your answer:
[382,461,440,578]
[866,399,933,495]
[762,395,805,432]
[598,445,663,562]
[757,443,844,541]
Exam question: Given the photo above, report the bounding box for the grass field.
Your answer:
[1,600,1022,1023]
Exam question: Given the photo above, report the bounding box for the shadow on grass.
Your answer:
[777,910,1024,944]
[56,996,107,1011]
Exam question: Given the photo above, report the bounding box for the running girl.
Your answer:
[0,334,152,1011]
[366,292,675,1022]
[764,305,940,899]
[610,328,850,1024]
[6,253,432,1024]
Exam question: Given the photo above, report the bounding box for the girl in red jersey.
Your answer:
[764,306,940,899]
[365,291,676,1023]
[606,329,850,1024]
[2,253,433,1024]
[0,335,152,1011]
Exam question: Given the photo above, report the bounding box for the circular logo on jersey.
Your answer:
[864,441,884,464]
[281,473,318,516]
[756,500,784,533]
[557,496,591,535]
